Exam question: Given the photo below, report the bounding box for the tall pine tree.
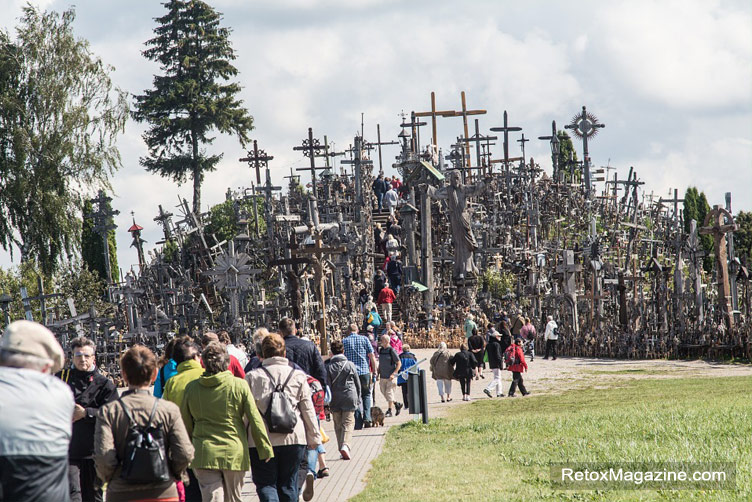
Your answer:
[133,0,253,215]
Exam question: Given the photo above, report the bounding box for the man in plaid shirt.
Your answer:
[343,323,378,427]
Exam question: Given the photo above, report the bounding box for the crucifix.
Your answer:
[204,240,260,326]
[153,204,175,244]
[240,139,274,185]
[86,190,120,292]
[370,124,399,174]
[490,110,522,174]
[414,91,458,148]
[517,133,530,164]
[293,128,328,198]
[700,205,738,331]
[564,106,605,198]
[459,119,497,180]
[555,249,582,333]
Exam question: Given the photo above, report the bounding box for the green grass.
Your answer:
[352,377,752,502]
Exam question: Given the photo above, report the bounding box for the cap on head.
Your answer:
[1,320,65,373]
[366,325,374,332]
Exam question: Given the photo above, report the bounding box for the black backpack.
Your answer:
[259,366,298,434]
[118,398,171,484]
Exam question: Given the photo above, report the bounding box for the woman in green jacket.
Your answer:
[180,342,273,502]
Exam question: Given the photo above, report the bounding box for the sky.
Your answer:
[1,0,750,274]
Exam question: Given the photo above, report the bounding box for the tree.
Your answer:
[734,210,752,266]
[204,197,265,244]
[0,7,128,276]
[81,199,119,284]
[133,0,253,216]
[683,187,714,272]
[557,131,579,183]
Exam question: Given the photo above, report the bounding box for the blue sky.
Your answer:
[1,0,750,273]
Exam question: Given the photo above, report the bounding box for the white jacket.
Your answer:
[544,320,558,340]
[383,189,399,208]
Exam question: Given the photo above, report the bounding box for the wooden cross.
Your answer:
[490,110,522,173]
[370,124,399,173]
[459,119,497,179]
[414,91,458,148]
[291,234,347,354]
[293,128,328,198]
[448,91,486,170]
[240,140,274,185]
[700,205,738,331]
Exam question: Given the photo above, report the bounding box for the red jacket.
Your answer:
[377,287,396,304]
[504,345,528,373]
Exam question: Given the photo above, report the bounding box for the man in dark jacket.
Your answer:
[279,317,328,386]
[372,173,389,212]
[56,337,118,502]
[450,345,477,401]
[483,332,505,398]
[386,255,403,293]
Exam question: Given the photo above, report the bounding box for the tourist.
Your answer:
[521,317,537,361]
[219,330,249,369]
[397,344,417,409]
[57,336,118,502]
[464,313,477,339]
[511,309,526,339]
[154,337,179,398]
[358,287,370,314]
[384,185,399,215]
[483,331,505,398]
[364,304,383,334]
[94,345,195,502]
[373,269,387,303]
[372,173,389,212]
[343,323,378,427]
[430,342,454,402]
[499,320,512,354]
[302,374,328,501]
[467,328,486,380]
[386,254,403,293]
[201,332,246,378]
[387,215,402,240]
[384,232,400,256]
[377,334,402,417]
[279,317,329,386]
[377,283,396,322]
[373,223,384,253]
[389,327,403,355]
[0,320,72,502]
[544,315,558,360]
[246,334,321,502]
[181,342,273,502]
[162,337,204,408]
[390,175,402,192]
[450,344,477,401]
[326,339,361,460]
[505,338,530,396]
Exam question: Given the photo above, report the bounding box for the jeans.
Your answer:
[436,379,452,397]
[458,377,471,395]
[306,418,326,475]
[376,192,384,211]
[359,373,373,422]
[250,445,306,502]
[484,368,503,396]
[509,371,528,396]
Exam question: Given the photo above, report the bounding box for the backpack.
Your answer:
[306,375,325,420]
[368,311,382,327]
[260,366,298,434]
[118,398,171,484]
[504,346,520,367]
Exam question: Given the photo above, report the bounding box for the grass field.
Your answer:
[352,376,752,501]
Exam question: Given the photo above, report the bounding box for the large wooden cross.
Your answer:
[447,91,486,171]
[700,205,738,331]
[459,119,497,179]
[414,91,458,148]
[291,234,347,354]
[293,128,328,198]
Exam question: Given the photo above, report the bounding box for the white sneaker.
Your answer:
[302,472,315,501]
[340,444,351,460]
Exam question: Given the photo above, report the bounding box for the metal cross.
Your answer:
[490,110,522,174]
[240,140,274,185]
[293,128,328,198]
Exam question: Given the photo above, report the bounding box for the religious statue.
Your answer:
[427,171,488,280]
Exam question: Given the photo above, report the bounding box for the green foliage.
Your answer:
[204,198,265,243]
[683,187,714,272]
[557,130,579,183]
[0,6,128,276]
[480,269,515,299]
[734,211,752,266]
[355,376,752,501]
[162,239,180,264]
[133,0,254,215]
[81,199,119,283]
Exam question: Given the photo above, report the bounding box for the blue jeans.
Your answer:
[359,373,373,421]
[306,418,326,474]
[250,445,305,502]
[376,192,384,211]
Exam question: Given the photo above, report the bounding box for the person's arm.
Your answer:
[93,407,117,483]
[87,379,118,420]
[351,364,362,401]
[391,350,401,380]
[297,375,322,450]
[243,382,274,461]
[166,404,195,477]
[310,345,329,386]
[178,391,194,438]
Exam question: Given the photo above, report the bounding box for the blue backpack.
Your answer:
[368,311,382,327]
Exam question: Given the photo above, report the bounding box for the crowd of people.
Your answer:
[0,304,554,502]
